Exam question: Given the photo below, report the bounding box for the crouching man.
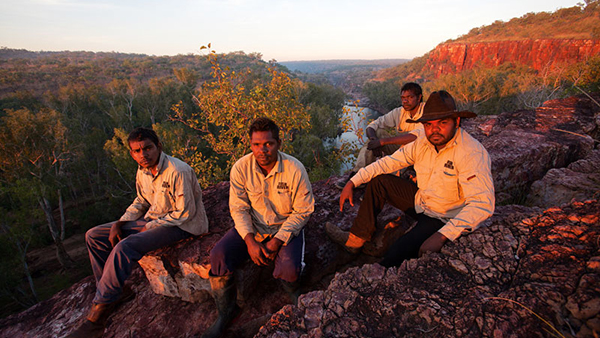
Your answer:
[68,127,209,338]
[327,91,494,267]
[202,117,314,338]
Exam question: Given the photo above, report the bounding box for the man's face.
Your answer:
[129,139,162,170]
[250,130,280,172]
[423,117,459,149]
[401,90,422,112]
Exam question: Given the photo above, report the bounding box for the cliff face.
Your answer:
[424,39,600,77]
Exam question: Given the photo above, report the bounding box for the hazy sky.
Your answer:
[0,0,581,61]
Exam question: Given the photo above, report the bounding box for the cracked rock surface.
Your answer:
[256,201,600,338]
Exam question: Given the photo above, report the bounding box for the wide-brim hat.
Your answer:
[407,91,477,123]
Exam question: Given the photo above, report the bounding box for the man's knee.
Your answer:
[274,264,301,283]
[209,243,228,266]
[273,252,303,283]
[85,225,105,246]
[368,174,394,192]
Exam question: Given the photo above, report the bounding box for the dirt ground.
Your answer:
[26,233,89,274]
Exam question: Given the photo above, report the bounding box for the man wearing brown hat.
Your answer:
[326,91,494,267]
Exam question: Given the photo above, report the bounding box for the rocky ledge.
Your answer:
[257,200,600,338]
[0,93,598,338]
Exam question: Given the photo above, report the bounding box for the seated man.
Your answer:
[68,127,209,338]
[203,117,315,338]
[337,82,425,189]
[327,91,494,267]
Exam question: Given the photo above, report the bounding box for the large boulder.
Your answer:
[527,147,600,207]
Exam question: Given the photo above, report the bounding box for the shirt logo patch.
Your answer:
[444,160,454,170]
[162,181,171,188]
[277,182,289,190]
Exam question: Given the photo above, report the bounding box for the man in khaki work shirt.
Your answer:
[337,82,425,189]
[327,91,495,267]
[201,117,314,338]
[68,127,209,338]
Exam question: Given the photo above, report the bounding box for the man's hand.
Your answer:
[244,234,270,266]
[367,138,384,157]
[339,181,355,211]
[367,138,383,150]
[418,232,448,256]
[264,237,284,261]
[366,127,377,141]
[108,221,126,247]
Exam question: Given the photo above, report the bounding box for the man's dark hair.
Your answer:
[127,127,160,147]
[401,82,423,102]
[249,117,280,142]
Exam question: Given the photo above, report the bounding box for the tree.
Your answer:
[0,108,75,269]
[362,79,403,113]
[172,46,311,186]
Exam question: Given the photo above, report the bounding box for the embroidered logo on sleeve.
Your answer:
[467,175,476,181]
[444,160,454,170]
[162,181,171,188]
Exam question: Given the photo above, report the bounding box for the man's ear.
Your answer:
[157,141,163,152]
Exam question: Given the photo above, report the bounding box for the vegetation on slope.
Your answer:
[0,47,346,318]
[453,0,600,43]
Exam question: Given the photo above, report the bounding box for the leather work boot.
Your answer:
[334,175,352,189]
[334,172,365,190]
[325,222,365,254]
[280,279,302,305]
[201,274,241,338]
[66,302,117,338]
[66,285,135,338]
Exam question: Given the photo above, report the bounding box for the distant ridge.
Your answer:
[280,59,409,74]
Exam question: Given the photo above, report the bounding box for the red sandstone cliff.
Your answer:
[424,39,600,77]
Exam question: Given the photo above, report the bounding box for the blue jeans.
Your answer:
[85,220,192,304]
[209,228,305,283]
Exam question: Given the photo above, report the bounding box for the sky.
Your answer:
[0,0,582,62]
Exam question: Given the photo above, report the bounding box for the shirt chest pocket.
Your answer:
[436,170,460,200]
[152,188,175,213]
[273,189,292,215]
[246,188,264,205]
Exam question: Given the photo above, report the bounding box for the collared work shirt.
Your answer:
[119,153,209,236]
[230,151,314,245]
[367,102,425,137]
[351,128,495,241]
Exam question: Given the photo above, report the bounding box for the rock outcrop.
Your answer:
[424,39,600,77]
[0,93,598,338]
[256,200,600,338]
[527,148,600,207]
[463,93,599,204]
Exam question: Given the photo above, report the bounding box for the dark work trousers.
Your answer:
[349,174,445,268]
[85,220,192,304]
[210,228,305,283]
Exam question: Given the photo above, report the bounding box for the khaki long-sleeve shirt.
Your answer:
[351,128,495,241]
[119,153,209,236]
[229,152,314,245]
[367,103,425,136]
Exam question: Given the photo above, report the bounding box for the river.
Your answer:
[333,104,379,173]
